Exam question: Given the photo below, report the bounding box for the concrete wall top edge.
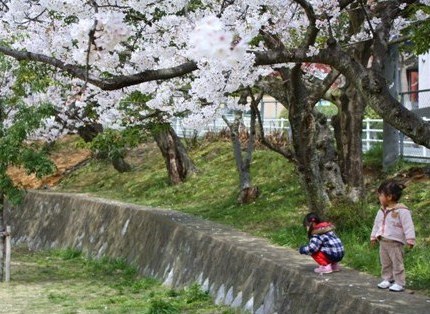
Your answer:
[5,190,430,314]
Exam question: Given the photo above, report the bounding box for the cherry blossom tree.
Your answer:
[0,55,56,280]
[0,0,430,212]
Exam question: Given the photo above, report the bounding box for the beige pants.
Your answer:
[379,240,405,286]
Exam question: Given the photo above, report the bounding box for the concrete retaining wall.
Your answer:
[5,191,430,313]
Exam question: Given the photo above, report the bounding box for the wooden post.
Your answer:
[4,226,10,282]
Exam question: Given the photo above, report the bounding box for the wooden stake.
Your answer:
[4,226,10,282]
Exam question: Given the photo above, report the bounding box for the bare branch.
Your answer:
[293,0,318,48]
[250,88,295,161]
[307,69,341,107]
[359,0,375,36]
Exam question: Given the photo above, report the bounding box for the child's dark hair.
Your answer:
[377,180,405,202]
[303,212,323,238]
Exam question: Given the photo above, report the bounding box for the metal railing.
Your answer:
[400,88,430,112]
[173,116,430,162]
[398,89,430,161]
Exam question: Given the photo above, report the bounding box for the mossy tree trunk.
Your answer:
[152,124,197,185]
[326,5,370,202]
[286,70,335,214]
[329,86,365,202]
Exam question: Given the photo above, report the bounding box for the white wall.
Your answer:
[419,52,430,91]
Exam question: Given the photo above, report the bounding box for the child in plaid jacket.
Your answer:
[299,212,344,274]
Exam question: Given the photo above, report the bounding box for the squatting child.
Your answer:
[298,212,345,274]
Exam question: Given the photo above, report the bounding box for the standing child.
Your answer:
[298,212,345,274]
[371,179,416,292]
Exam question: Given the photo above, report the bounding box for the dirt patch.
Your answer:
[363,164,430,189]
[394,166,430,185]
[7,137,92,189]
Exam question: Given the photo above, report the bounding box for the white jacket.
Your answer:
[370,203,416,246]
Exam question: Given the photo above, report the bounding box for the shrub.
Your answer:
[147,298,179,314]
[363,143,383,168]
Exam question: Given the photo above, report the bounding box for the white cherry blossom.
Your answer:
[0,0,428,141]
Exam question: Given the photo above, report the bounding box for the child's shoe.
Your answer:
[331,262,341,272]
[389,283,404,292]
[377,280,393,289]
[314,264,333,274]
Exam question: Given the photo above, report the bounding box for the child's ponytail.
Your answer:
[303,212,322,238]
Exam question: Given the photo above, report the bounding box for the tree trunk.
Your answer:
[223,93,260,204]
[263,66,344,214]
[77,123,103,143]
[288,105,346,214]
[286,69,330,214]
[258,72,346,214]
[327,7,369,202]
[314,112,346,201]
[152,124,197,185]
[289,109,331,214]
[330,85,365,202]
[78,123,132,173]
[112,157,131,173]
[0,192,4,281]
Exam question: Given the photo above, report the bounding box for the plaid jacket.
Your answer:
[301,222,345,262]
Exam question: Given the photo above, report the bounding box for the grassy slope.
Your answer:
[56,138,430,295]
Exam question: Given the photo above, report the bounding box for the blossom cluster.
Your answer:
[70,12,130,64]
[0,0,428,141]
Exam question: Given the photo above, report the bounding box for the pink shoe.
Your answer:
[331,262,341,272]
[314,264,333,274]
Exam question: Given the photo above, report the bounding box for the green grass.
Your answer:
[2,247,241,313]
[57,138,430,295]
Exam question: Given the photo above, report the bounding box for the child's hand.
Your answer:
[299,246,306,254]
[370,239,377,247]
[406,240,415,249]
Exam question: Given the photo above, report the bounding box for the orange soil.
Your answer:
[7,143,91,189]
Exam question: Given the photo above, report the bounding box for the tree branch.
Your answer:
[250,87,295,161]
[293,0,318,48]
[0,45,198,90]
[307,69,341,107]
